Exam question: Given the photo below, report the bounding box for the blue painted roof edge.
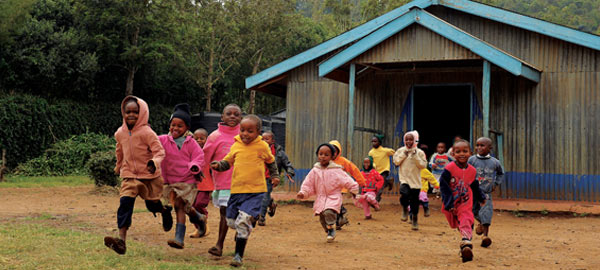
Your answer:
[319,9,541,83]
[244,0,435,89]
[440,0,600,51]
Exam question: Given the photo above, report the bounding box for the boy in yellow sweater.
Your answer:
[210,114,280,267]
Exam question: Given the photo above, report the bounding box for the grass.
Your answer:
[0,222,228,270]
[0,175,93,188]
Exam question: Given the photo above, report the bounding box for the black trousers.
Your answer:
[399,184,421,216]
[376,171,392,202]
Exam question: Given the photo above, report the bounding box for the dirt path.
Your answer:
[1,186,598,269]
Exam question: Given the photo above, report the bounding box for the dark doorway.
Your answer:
[412,84,471,159]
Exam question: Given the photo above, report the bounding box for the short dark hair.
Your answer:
[453,139,471,148]
[242,114,262,130]
[262,130,274,137]
[316,143,336,156]
[223,103,242,114]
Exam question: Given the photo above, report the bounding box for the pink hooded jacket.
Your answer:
[114,96,165,179]
[299,161,359,215]
[203,123,240,190]
[158,135,205,185]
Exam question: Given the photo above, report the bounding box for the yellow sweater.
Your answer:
[368,146,396,174]
[223,135,275,194]
[420,169,439,192]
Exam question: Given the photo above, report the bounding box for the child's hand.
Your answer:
[147,161,156,174]
[271,177,280,188]
[296,192,304,199]
[210,161,219,170]
[190,165,199,173]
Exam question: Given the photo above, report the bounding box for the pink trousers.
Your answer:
[354,191,379,217]
[442,203,474,240]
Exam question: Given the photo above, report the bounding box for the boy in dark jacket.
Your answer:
[258,131,295,226]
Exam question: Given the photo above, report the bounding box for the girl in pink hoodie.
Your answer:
[297,143,358,243]
[158,103,205,249]
[203,104,242,257]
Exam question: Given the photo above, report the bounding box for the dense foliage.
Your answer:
[86,150,119,186]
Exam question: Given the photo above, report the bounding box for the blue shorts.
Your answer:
[226,193,265,220]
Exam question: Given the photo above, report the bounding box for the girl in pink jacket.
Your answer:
[297,143,358,243]
[158,104,205,249]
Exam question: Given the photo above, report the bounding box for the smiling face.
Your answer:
[193,130,208,147]
[239,118,259,144]
[222,105,242,127]
[124,101,139,130]
[453,141,471,166]
[404,134,414,148]
[169,118,188,139]
[318,145,333,167]
[475,138,492,156]
[371,137,381,148]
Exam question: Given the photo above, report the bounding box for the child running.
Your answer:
[210,115,280,267]
[439,140,486,262]
[190,128,213,238]
[469,137,504,248]
[158,104,205,249]
[297,143,358,242]
[203,104,241,257]
[393,131,427,230]
[328,140,365,229]
[104,96,171,255]
[368,134,396,202]
[355,157,384,219]
[430,142,453,181]
[258,131,295,226]
[418,168,439,217]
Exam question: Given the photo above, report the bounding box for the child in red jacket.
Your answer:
[355,157,384,219]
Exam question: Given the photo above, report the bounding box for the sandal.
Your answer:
[208,246,222,257]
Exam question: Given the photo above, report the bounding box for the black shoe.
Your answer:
[161,205,173,232]
[267,200,277,217]
[104,236,126,255]
[258,215,266,226]
[460,240,474,262]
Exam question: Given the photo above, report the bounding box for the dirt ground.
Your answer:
[1,186,599,270]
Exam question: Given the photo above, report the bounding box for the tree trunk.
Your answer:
[0,149,7,182]
[206,36,215,112]
[126,67,136,96]
[248,50,263,114]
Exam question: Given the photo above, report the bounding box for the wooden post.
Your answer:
[347,63,356,159]
[482,60,491,137]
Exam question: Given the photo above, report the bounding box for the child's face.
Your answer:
[371,137,380,148]
[240,118,259,144]
[262,133,275,145]
[453,142,471,164]
[436,143,446,154]
[222,106,242,127]
[363,158,370,170]
[475,138,492,156]
[193,130,207,147]
[124,101,139,129]
[169,118,188,139]
[405,134,414,148]
[318,146,332,167]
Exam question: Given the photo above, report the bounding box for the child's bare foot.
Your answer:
[460,240,473,262]
[481,236,492,247]
[475,223,484,235]
[208,246,222,256]
[104,236,126,255]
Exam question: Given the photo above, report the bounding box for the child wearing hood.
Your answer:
[297,143,358,243]
[393,131,428,230]
[355,157,384,219]
[104,96,171,255]
[158,104,206,249]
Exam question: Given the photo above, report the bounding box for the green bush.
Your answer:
[14,133,115,176]
[0,93,172,169]
[86,150,119,187]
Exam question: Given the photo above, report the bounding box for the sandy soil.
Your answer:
[0,186,598,269]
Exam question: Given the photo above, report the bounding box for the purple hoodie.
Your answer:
[203,123,240,190]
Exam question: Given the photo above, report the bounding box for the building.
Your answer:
[245,0,600,201]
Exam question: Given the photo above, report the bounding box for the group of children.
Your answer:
[103,95,504,265]
[104,96,295,267]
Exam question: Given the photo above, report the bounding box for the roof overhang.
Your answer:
[319,8,541,83]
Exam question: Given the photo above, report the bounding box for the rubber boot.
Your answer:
[411,215,419,231]
[326,228,336,243]
[424,206,430,217]
[188,209,206,234]
[230,238,247,267]
[401,206,409,221]
[167,223,186,249]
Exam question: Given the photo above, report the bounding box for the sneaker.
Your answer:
[104,236,126,255]
[475,223,484,235]
[460,240,474,263]
[326,229,336,243]
[481,236,492,248]
[257,215,266,226]
[267,201,277,217]
[230,254,243,267]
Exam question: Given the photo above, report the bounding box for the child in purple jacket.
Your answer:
[158,104,205,249]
